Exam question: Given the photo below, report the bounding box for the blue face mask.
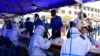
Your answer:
[41,32,44,36]
[41,28,45,36]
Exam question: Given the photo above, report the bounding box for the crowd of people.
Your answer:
[0,10,97,56]
[0,10,63,56]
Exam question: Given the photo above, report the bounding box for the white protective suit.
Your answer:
[60,27,92,56]
[2,23,24,46]
[11,22,24,46]
[2,23,17,40]
[28,25,51,56]
[11,22,18,42]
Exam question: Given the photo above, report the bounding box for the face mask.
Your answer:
[41,33,44,36]
[41,30,45,36]
[40,28,45,36]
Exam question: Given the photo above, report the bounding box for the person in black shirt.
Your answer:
[34,14,44,28]
[24,17,33,36]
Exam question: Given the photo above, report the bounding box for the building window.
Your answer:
[95,14,97,17]
[74,11,77,15]
[83,7,86,10]
[98,9,100,13]
[87,7,90,11]
[56,9,59,13]
[92,14,94,17]
[74,6,77,9]
[91,8,94,11]
[68,6,71,8]
[99,10,100,12]
[95,9,97,12]
[68,11,72,14]
[88,13,90,16]
[62,10,65,14]
[43,10,49,12]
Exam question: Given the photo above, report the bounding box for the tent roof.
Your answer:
[0,0,94,15]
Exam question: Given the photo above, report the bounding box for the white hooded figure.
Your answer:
[2,21,23,46]
[11,22,24,47]
[28,25,51,56]
[11,22,19,46]
[60,27,92,56]
[11,22,18,41]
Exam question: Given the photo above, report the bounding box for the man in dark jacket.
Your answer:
[25,17,33,36]
[34,14,44,28]
[50,10,63,39]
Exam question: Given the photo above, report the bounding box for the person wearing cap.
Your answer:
[50,10,63,39]
[28,25,51,56]
[34,14,44,28]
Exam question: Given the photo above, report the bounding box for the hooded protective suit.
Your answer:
[11,22,18,42]
[60,27,92,56]
[28,25,51,56]
[11,22,24,47]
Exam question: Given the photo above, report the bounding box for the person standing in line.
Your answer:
[34,14,44,28]
[50,10,63,39]
[42,16,46,24]
[24,17,34,36]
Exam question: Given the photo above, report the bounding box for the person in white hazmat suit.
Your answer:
[28,25,51,56]
[60,26,92,56]
[5,21,24,47]
[11,22,24,47]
